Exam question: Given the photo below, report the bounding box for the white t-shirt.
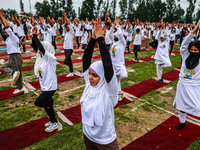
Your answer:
[133,34,141,45]
[41,28,53,44]
[63,23,75,49]
[81,31,88,44]
[170,33,176,41]
[105,27,114,45]
[126,28,133,42]
[51,24,57,36]
[82,69,118,145]
[38,51,57,91]
[5,28,21,54]
[179,33,200,85]
[75,26,82,37]
[17,24,25,37]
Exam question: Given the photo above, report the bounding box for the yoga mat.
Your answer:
[123,78,168,98]
[0,88,24,100]
[187,113,200,121]
[162,70,180,81]
[122,115,200,150]
[0,117,57,150]
[0,65,34,75]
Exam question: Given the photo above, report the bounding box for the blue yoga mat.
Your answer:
[0,48,7,51]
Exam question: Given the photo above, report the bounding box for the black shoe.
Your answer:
[175,123,185,130]
[134,58,139,61]
[156,79,163,83]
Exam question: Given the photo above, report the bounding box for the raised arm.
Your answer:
[82,23,97,72]
[32,27,45,55]
[14,14,20,26]
[0,9,9,29]
[95,18,114,83]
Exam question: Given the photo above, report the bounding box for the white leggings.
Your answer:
[179,110,187,124]
[156,63,172,79]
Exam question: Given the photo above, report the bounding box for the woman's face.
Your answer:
[190,46,199,53]
[89,68,100,86]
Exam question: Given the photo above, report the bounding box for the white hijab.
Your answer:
[80,61,106,127]
[34,41,55,77]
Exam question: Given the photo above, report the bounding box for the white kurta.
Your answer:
[173,33,200,117]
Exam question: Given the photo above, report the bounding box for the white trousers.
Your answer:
[156,62,172,79]
[179,110,187,124]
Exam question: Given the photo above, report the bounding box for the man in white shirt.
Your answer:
[62,10,75,77]
[0,10,28,94]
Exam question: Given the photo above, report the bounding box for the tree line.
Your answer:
[5,0,200,23]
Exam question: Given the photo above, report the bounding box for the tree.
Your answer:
[80,0,95,20]
[127,0,135,22]
[119,0,128,19]
[35,0,51,18]
[95,0,103,18]
[165,0,177,22]
[109,0,117,20]
[185,0,197,23]
[135,0,147,21]
[66,0,76,19]
[100,0,110,19]
[196,2,200,21]
[3,9,17,18]
[19,0,24,12]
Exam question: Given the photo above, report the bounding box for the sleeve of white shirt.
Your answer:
[83,69,90,86]
[106,74,118,96]
[180,33,195,56]
[116,26,126,46]
[43,51,57,62]
[68,23,75,35]
[5,27,19,43]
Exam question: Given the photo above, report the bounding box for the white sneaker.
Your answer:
[22,87,29,94]
[118,92,124,101]
[13,88,23,94]
[66,73,74,77]
[44,121,52,127]
[24,51,31,54]
[31,56,37,59]
[13,71,20,82]
[45,122,58,132]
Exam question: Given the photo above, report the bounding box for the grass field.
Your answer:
[0,36,199,150]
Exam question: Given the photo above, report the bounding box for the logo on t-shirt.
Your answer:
[112,47,116,57]
[184,69,195,79]
[38,67,42,78]
[162,44,166,48]
[80,101,83,107]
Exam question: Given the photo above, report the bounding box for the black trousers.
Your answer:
[64,49,73,73]
[82,44,87,50]
[76,37,80,48]
[149,39,158,49]
[52,36,57,50]
[126,41,131,52]
[34,90,57,123]
[169,41,174,53]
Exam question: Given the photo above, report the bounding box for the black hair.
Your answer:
[64,23,68,27]
[136,28,140,32]
[105,22,110,26]
[188,40,200,52]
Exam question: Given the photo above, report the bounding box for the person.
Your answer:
[154,20,172,83]
[104,11,114,54]
[173,20,200,130]
[0,9,28,94]
[62,10,74,77]
[74,19,82,48]
[133,27,142,61]
[169,29,176,55]
[81,27,88,51]
[81,17,119,150]
[126,22,133,53]
[111,17,128,101]
[32,26,58,132]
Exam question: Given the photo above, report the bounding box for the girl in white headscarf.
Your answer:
[173,20,200,130]
[110,17,128,101]
[154,22,172,83]
[81,18,119,150]
[31,27,58,133]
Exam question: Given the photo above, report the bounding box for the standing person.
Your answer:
[32,27,58,132]
[51,18,57,50]
[126,22,133,53]
[111,17,128,100]
[81,18,119,150]
[0,9,28,94]
[81,28,88,51]
[173,20,200,130]
[74,19,82,49]
[169,29,176,55]
[13,14,28,54]
[133,27,142,61]
[62,10,74,77]
[104,11,114,54]
[154,21,172,83]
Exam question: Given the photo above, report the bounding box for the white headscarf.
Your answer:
[80,61,106,127]
[34,41,55,77]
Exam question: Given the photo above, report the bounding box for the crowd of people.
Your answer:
[0,9,200,149]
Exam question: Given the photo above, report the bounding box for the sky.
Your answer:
[0,0,199,16]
